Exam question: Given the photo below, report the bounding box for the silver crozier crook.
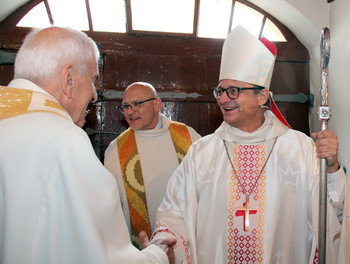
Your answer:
[318,27,331,264]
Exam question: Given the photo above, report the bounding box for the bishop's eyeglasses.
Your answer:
[211,86,262,100]
[118,97,156,113]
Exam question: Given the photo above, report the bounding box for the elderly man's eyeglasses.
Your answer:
[118,97,156,113]
[211,86,262,100]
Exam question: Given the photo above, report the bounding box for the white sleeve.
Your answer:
[32,132,168,264]
[327,165,346,218]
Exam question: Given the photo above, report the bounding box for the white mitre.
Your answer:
[219,25,276,89]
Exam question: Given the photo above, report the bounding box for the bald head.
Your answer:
[122,82,162,130]
[125,82,158,97]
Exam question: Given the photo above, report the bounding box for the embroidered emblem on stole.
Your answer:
[0,86,70,121]
[117,121,192,248]
[227,143,270,263]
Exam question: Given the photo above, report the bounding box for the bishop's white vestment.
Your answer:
[0,79,169,264]
[151,110,346,264]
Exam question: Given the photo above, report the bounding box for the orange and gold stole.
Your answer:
[0,86,70,121]
[117,121,192,248]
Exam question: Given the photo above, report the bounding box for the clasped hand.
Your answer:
[139,230,177,264]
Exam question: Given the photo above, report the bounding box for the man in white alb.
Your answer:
[0,26,175,264]
[150,25,347,264]
[104,82,201,248]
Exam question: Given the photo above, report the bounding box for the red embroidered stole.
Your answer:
[117,121,192,248]
[0,86,70,121]
[227,143,272,263]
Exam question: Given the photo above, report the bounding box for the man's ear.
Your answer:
[62,65,74,99]
[154,97,162,112]
[259,88,270,105]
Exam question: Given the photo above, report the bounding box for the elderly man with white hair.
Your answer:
[0,26,175,264]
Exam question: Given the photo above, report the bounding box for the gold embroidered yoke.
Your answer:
[0,85,71,121]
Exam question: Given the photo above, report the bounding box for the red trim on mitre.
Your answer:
[260,37,277,56]
[260,37,291,128]
[269,94,291,128]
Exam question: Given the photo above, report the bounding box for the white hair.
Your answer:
[14,27,100,85]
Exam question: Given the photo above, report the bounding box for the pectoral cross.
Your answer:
[235,196,258,231]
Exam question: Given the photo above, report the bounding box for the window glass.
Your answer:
[89,0,126,32]
[15,0,286,42]
[47,0,89,30]
[16,2,51,28]
[262,18,286,42]
[130,0,195,33]
[197,0,232,39]
[231,2,263,38]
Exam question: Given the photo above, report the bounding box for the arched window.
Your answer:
[16,0,286,41]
